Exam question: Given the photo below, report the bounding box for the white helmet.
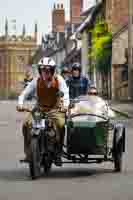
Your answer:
[38,57,56,75]
[38,57,56,68]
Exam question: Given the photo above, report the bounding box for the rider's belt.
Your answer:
[39,105,58,112]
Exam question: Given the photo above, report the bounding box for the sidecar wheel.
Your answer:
[113,125,125,173]
[29,137,41,179]
[114,151,122,172]
[113,138,123,172]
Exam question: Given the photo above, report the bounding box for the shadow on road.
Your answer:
[0,168,29,182]
[43,167,114,179]
[0,166,116,182]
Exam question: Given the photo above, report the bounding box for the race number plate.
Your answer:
[32,119,45,129]
[41,119,45,128]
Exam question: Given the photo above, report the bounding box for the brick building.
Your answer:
[70,0,83,30]
[0,20,37,98]
[52,3,65,33]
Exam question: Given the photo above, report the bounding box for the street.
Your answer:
[0,101,133,200]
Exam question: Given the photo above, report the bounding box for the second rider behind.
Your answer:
[68,63,91,99]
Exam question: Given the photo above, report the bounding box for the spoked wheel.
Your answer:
[29,137,41,180]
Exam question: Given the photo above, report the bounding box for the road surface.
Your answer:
[0,101,132,200]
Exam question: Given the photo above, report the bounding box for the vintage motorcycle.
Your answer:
[19,95,126,180]
[21,107,63,179]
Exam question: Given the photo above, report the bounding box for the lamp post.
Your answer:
[128,0,133,100]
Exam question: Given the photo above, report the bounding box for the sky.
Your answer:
[0,0,95,44]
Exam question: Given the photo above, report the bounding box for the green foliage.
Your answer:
[8,89,18,100]
[0,89,7,99]
[90,20,112,73]
[0,88,17,100]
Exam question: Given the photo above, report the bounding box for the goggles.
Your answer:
[72,67,80,71]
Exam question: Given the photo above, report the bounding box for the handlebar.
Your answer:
[16,106,67,114]
[16,106,32,113]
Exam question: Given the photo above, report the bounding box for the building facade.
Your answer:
[105,0,131,99]
[105,0,128,32]
[0,20,38,98]
[112,25,129,100]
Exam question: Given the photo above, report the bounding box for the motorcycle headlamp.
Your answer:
[33,111,41,120]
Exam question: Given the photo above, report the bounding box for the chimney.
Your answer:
[52,3,65,33]
[70,0,83,24]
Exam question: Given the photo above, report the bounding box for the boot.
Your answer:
[21,124,31,163]
[55,144,63,166]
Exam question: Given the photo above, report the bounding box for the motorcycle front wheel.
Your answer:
[29,137,41,180]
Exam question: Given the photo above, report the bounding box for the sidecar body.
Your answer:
[63,96,125,172]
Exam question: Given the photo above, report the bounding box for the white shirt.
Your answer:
[18,74,70,108]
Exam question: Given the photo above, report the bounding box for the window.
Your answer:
[121,64,128,81]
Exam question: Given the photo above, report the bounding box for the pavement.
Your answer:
[110,100,133,118]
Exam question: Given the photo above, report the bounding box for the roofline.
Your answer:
[76,1,103,34]
[112,23,128,41]
[80,6,95,17]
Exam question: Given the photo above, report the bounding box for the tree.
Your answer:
[89,20,112,98]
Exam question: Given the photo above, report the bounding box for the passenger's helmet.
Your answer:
[38,57,56,75]
[61,67,70,74]
[71,62,81,72]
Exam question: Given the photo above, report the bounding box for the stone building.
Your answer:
[112,24,129,100]
[105,0,131,100]
[105,0,128,33]
[0,20,38,98]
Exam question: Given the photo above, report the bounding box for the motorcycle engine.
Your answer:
[47,129,56,137]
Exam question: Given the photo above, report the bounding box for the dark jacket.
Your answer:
[68,76,90,99]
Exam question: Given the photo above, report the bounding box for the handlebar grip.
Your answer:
[16,106,32,113]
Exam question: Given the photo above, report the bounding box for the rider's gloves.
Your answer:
[59,106,68,113]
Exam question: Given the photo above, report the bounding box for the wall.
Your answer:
[0,38,37,97]
[112,27,129,100]
[106,0,129,33]
[81,30,89,76]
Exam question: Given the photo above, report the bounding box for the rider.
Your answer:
[61,66,71,87]
[23,70,33,88]
[17,57,69,166]
[87,86,116,118]
[88,86,98,96]
[68,62,90,99]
